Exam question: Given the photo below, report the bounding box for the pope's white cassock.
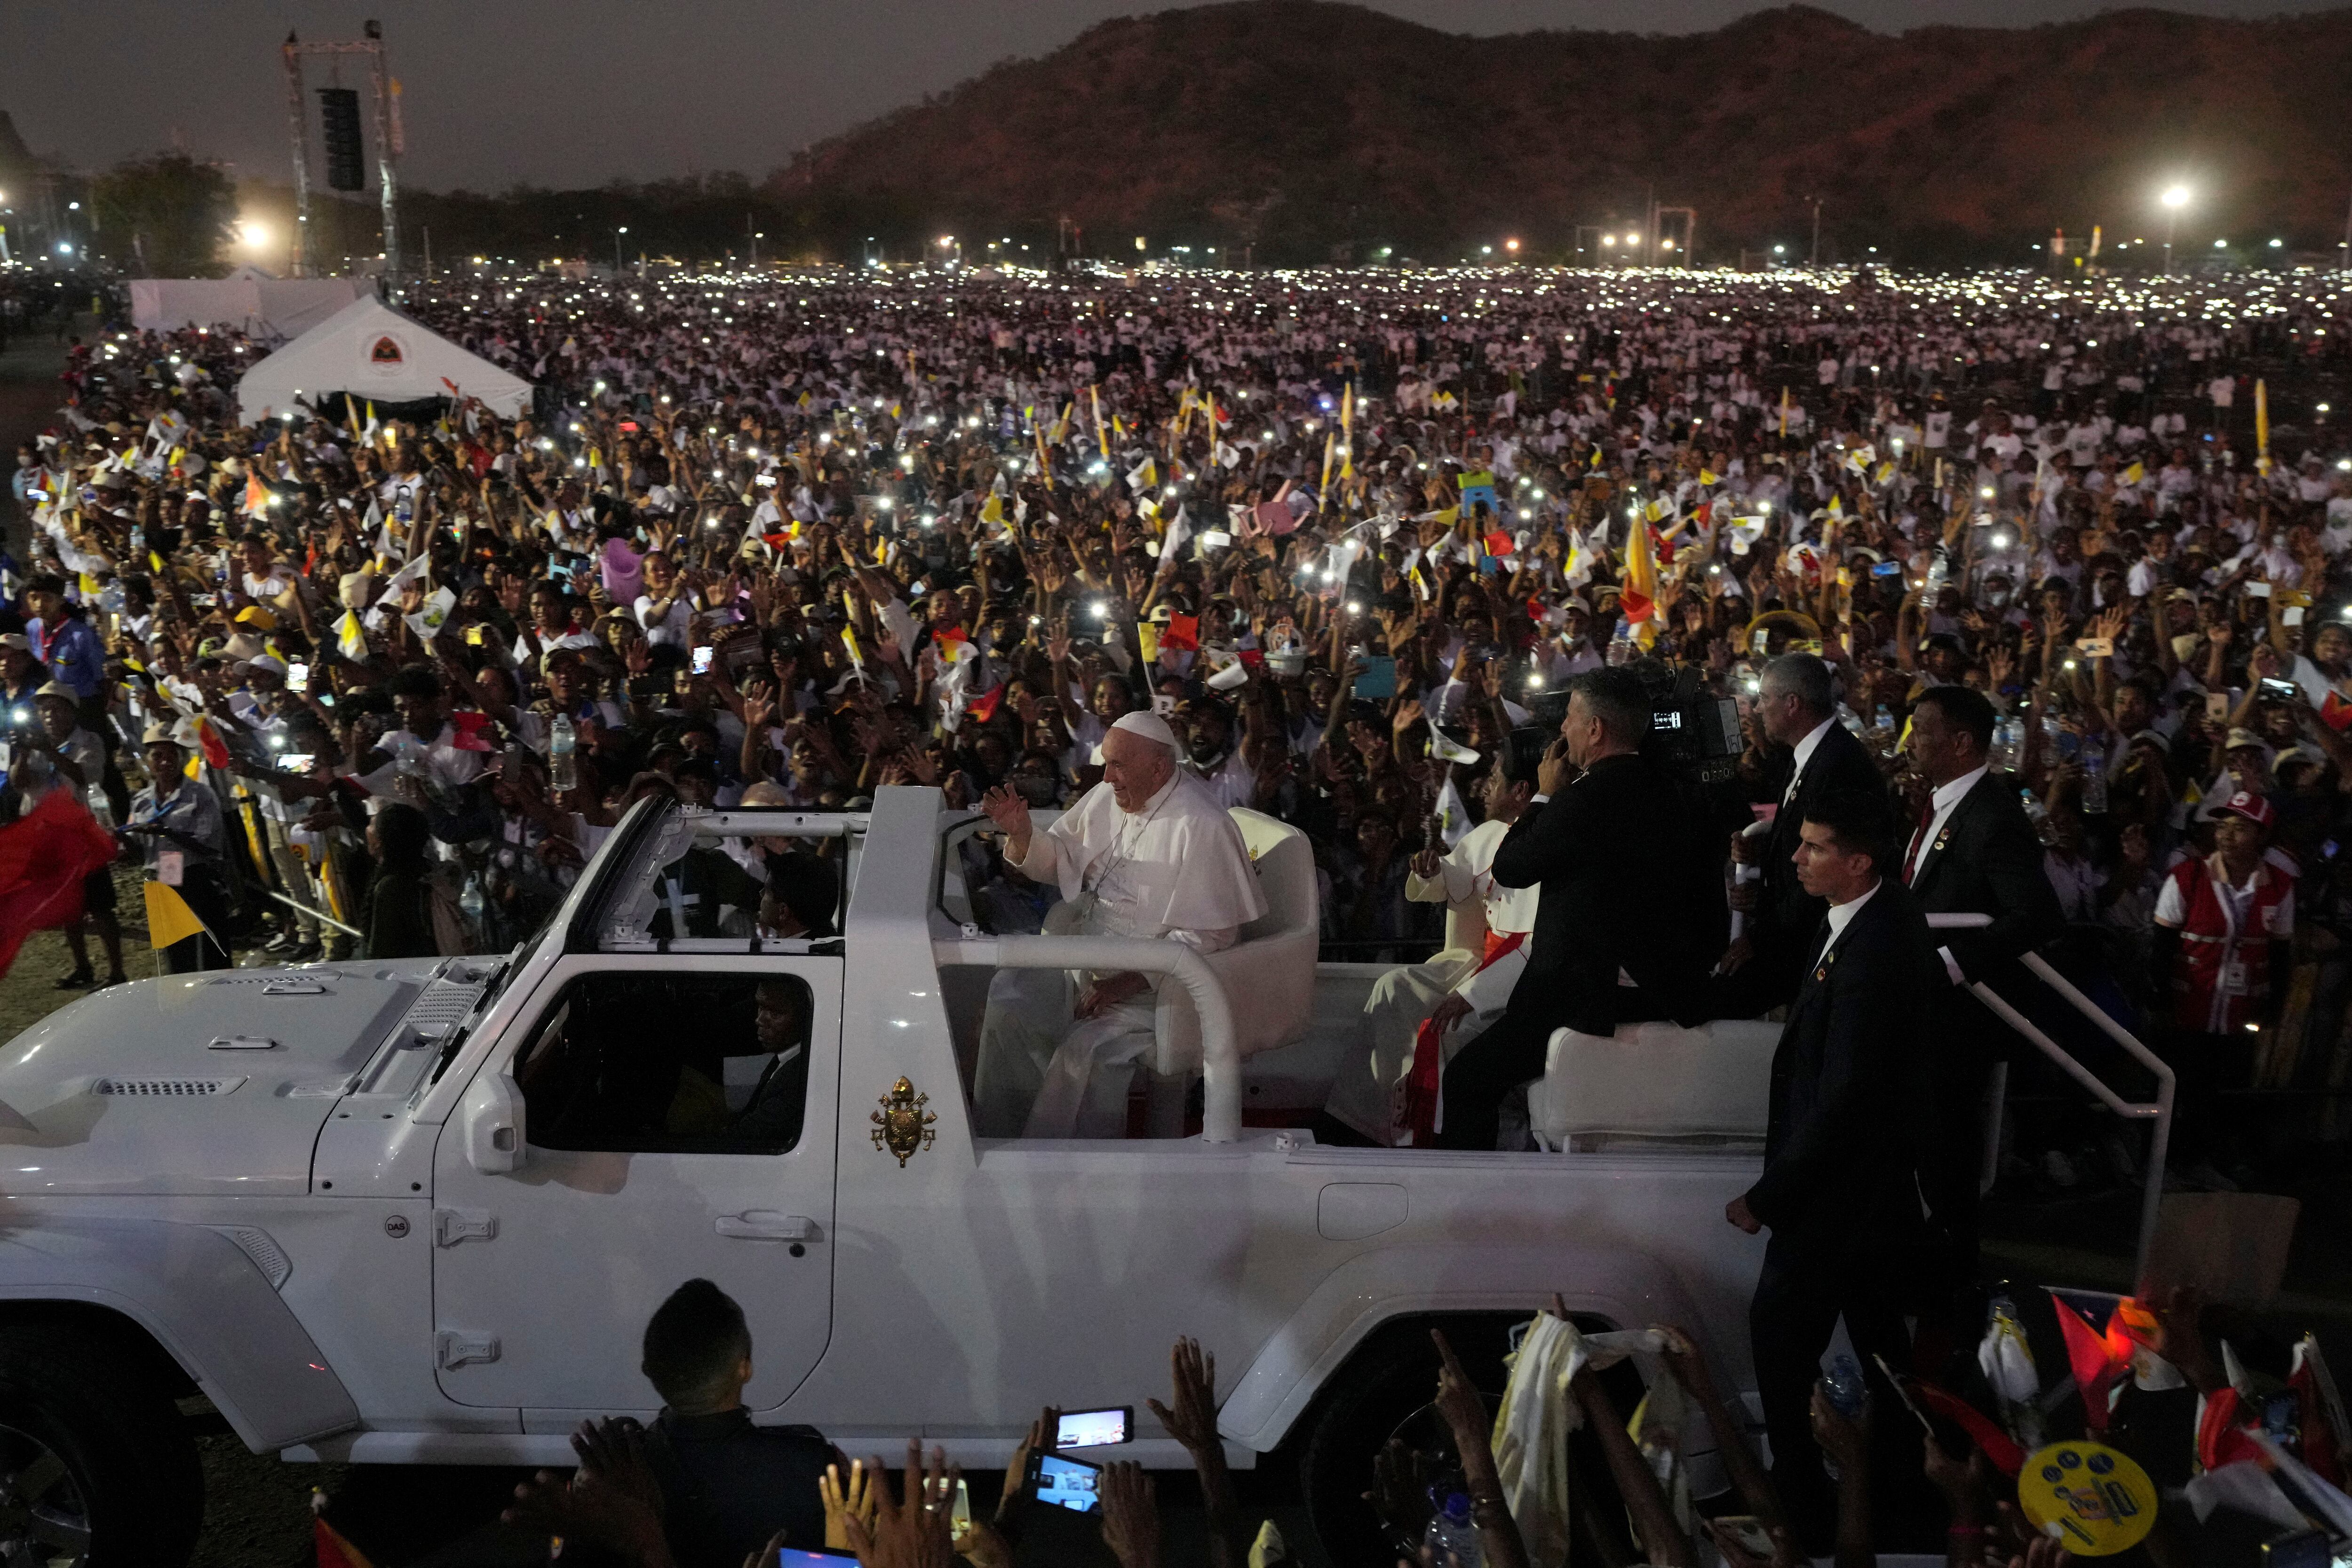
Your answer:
[974,722,1266,1138]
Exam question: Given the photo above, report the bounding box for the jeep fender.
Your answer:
[1217,1241,1710,1452]
[0,1216,358,1449]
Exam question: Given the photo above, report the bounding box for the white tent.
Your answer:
[235,295,533,426]
[129,276,370,341]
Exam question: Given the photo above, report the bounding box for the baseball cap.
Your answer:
[2225,727,2267,752]
[2213,790,2275,829]
[245,654,290,678]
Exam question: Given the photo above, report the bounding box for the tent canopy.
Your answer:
[129,277,369,342]
[234,295,533,426]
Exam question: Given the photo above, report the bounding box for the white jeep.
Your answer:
[0,788,1778,1564]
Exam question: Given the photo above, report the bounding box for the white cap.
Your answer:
[1108,710,1180,751]
[245,654,290,677]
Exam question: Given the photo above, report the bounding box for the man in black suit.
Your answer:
[1728,787,1939,1544]
[1900,684,2063,1283]
[1722,653,1885,1010]
[1435,667,1711,1149]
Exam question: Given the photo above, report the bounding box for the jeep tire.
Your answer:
[0,1321,204,1568]
[1297,1314,1516,1566]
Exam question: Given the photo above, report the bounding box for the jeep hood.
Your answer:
[0,963,446,1196]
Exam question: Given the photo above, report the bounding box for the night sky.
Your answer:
[14,0,2349,191]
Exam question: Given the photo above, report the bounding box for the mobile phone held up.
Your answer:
[692,645,715,676]
[1027,1451,1102,1513]
[1054,1406,1134,1448]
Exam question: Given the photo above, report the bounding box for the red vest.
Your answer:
[2164,856,2290,1034]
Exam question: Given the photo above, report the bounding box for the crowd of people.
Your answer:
[480,1272,2336,1568]
[10,260,2352,1181]
[8,258,2352,1564]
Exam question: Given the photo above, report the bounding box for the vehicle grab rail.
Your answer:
[1925,913,2175,1280]
[931,935,1242,1143]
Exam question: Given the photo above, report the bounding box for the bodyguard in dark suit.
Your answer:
[1722,653,1886,1010]
[1727,787,1941,1544]
[1900,684,2063,1281]
[1436,668,1712,1149]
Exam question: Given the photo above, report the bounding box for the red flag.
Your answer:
[0,789,118,979]
[1238,647,1266,671]
[965,685,1004,724]
[191,716,230,772]
[2321,691,2352,732]
[1162,614,1200,653]
[2198,1386,2265,1472]
[243,471,270,516]
[315,1514,377,1568]
[2050,1293,2129,1434]
[448,711,494,753]
[1908,1377,2027,1477]
[1483,530,1514,558]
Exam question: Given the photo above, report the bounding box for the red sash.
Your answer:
[1400,931,1527,1146]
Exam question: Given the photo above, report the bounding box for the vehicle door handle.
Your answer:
[714,1211,818,1242]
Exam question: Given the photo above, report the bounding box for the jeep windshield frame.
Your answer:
[562,798,867,955]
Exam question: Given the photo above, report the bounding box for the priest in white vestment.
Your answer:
[1324,751,1540,1144]
[973,711,1267,1138]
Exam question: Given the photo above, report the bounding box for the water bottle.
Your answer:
[1421,1493,1483,1568]
[1606,621,1636,667]
[1923,549,1947,601]
[84,780,113,830]
[549,713,577,793]
[459,874,486,930]
[2081,745,2108,813]
[1824,1353,1867,1417]
[1873,704,1895,748]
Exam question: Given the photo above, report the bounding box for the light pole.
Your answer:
[2161,185,2189,275]
[616,225,628,273]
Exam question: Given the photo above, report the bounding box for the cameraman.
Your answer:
[1435,668,1716,1150]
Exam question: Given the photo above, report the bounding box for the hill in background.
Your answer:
[768,0,2352,267]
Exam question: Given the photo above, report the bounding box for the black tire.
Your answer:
[1297,1314,1518,1567]
[0,1321,204,1568]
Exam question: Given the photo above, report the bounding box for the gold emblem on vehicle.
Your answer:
[871,1076,937,1166]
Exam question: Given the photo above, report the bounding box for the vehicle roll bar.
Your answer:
[1927,914,2176,1281]
[931,935,1243,1143]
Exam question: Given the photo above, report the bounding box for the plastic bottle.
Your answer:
[84,780,112,830]
[549,714,578,793]
[1873,704,1895,745]
[459,874,487,931]
[1422,1493,1483,1568]
[1824,1353,1867,1417]
[2081,745,2108,813]
[1606,621,1637,667]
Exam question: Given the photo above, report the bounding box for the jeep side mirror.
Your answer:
[461,1067,526,1175]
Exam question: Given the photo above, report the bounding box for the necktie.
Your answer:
[1902,803,1935,885]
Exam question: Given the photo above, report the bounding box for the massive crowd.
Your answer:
[8,260,2352,1182]
[11,257,2352,1564]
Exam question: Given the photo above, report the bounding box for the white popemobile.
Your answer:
[0,788,1801,1565]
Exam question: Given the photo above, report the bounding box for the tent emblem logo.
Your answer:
[368,334,405,369]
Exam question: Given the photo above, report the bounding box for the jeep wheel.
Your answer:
[1297,1315,1516,1566]
[0,1323,203,1568]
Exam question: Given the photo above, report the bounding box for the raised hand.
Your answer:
[841,1441,958,1568]
[1145,1337,1221,1456]
[979,783,1033,848]
[1097,1462,1161,1568]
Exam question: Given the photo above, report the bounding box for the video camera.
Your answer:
[1526,659,1742,787]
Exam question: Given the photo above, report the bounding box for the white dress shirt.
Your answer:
[1815,878,1882,968]
[1783,716,1837,805]
[1905,763,1990,983]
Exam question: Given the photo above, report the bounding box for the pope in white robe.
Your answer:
[974,711,1267,1138]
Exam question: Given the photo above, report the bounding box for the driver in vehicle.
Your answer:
[971,710,1266,1137]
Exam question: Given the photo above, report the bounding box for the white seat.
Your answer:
[1150,808,1319,1077]
[1526,1018,1780,1151]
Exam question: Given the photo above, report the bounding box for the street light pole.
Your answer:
[2161,185,2190,276]
[616,226,628,273]
[1810,198,1822,267]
